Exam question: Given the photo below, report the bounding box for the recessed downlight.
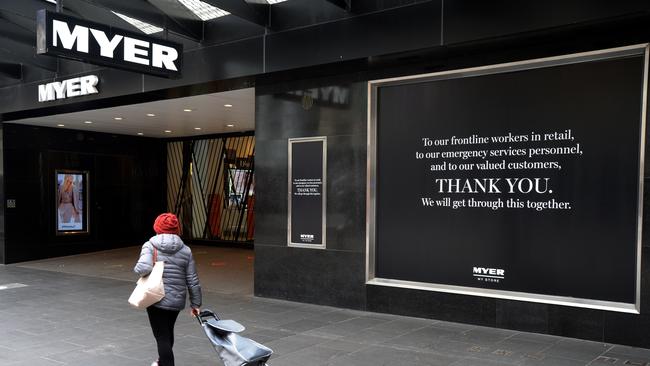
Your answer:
[57,124,65,127]
[137,132,144,136]
[183,108,193,112]
[194,127,202,130]
[164,130,172,133]
[224,104,233,108]
[114,117,123,121]
[146,113,156,117]
[84,121,93,124]
[226,124,235,127]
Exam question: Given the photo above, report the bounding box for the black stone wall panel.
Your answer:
[254,139,289,247]
[265,1,442,73]
[255,244,366,309]
[443,0,650,45]
[495,300,549,334]
[3,124,166,263]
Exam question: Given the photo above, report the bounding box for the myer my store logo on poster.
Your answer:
[36,10,182,78]
[300,234,315,243]
[473,267,505,283]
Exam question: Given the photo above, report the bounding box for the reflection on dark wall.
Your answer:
[3,124,166,263]
[254,80,368,308]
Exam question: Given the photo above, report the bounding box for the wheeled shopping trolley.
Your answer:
[196,310,273,366]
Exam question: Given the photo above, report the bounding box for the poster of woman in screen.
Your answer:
[57,173,84,232]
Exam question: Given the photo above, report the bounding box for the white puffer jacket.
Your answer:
[134,234,202,311]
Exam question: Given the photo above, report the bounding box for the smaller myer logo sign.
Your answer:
[300,234,315,243]
[473,267,505,283]
[36,10,182,78]
[38,75,99,102]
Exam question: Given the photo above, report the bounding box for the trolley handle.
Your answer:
[196,309,220,325]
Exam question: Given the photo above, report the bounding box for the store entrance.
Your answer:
[167,134,255,246]
[5,88,256,295]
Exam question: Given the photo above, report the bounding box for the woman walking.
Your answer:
[134,213,202,366]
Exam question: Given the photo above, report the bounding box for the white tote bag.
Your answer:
[128,247,165,309]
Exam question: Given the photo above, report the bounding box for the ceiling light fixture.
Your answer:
[84,121,93,124]
[183,108,193,112]
[114,117,123,120]
[137,132,144,136]
[226,124,235,127]
[112,11,163,34]
[194,127,202,130]
[178,0,230,21]
[224,104,233,108]
[146,113,156,117]
[164,130,172,133]
[57,124,65,127]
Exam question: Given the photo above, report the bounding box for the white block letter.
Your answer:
[80,75,99,95]
[123,37,150,66]
[151,44,178,71]
[66,77,81,97]
[52,81,67,100]
[38,84,55,102]
[90,29,123,58]
[52,20,89,53]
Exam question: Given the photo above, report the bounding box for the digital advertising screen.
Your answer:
[56,170,88,234]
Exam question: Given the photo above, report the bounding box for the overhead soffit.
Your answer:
[8,87,255,138]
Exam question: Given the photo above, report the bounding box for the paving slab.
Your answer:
[0,248,648,365]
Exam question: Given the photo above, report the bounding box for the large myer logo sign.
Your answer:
[36,10,182,78]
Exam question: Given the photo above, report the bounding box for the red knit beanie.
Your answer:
[154,213,180,235]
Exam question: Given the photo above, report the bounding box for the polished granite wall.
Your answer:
[254,78,368,309]
[254,66,650,347]
[2,124,166,264]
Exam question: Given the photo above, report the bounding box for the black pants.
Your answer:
[147,306,180,366]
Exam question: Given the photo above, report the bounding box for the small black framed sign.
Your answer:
[288,137,327,248]
[55,170,89,235]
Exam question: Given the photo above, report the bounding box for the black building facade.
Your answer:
[1,0,650,348]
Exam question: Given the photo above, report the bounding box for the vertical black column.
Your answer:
[0,123,5,264]
[254,82,368,308]
[180,141,194,236]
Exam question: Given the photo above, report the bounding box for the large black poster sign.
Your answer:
[36,10,183,78]
[369,46,648,312]
[289,137,327,248]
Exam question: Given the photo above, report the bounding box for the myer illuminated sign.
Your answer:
[38,75,99,102]
[36,10,182,78]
